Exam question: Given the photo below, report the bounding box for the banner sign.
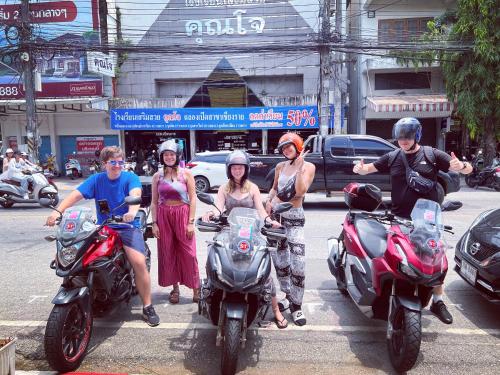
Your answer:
[0,1,78,24]
[0,0,102,100]
[111,106,319,131]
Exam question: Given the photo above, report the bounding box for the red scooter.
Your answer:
[327,183,452,372]
[41,196,152,372]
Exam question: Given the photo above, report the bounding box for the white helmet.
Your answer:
[158,139,181,166]
[5,148,14,154]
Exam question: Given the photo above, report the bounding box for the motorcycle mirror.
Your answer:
[197,192,215,205]
[44,235,56,242]
[274,202,293,214]
[125,196,142,206]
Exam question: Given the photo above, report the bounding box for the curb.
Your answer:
[16,372,146,375]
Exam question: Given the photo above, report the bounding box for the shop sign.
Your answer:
[87,51,116,77]
[75,136,103,169]
[111,106,319,131]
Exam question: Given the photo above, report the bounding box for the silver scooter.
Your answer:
[0,168,59,208]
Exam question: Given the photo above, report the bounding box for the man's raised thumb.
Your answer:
[451,151,457,159]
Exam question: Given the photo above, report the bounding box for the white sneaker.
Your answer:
[23,193,29,199]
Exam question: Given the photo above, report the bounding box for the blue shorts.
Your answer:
[113,226,146,256]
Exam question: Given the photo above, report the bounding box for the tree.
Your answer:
[394,0,499,165]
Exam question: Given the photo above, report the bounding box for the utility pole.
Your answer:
[332,0,343,134]
[318,0,331,136]
[20,0,39,162]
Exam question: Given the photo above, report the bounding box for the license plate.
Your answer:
[461,260,477,284]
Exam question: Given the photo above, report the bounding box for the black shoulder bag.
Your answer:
[400,151,436,194]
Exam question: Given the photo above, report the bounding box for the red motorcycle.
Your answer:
[41,196,152,372]
[327,183,452,372]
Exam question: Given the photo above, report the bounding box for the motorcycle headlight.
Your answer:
[395,244,419,279]
[57,242,83,267]
[214,252,233,287]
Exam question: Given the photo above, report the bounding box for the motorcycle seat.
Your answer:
[354,215,387,258]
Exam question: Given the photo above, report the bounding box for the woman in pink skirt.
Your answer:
[151,139,200,303]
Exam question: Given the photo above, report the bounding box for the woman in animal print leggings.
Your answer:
[266,133,315,326]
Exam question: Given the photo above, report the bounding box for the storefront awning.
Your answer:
[0,97,109,114]
[367,95,453,114]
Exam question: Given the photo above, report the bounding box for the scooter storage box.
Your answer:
[343,183,382,211]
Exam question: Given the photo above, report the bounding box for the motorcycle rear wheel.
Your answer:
[387,306,421,372]
[44,303,93,372]
[221,318,241,375]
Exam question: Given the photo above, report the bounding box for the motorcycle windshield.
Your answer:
[224,207,266,271]
[409,199,444,267]
[57,207,96,244]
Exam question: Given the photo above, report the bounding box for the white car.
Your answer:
[187,151,231,192]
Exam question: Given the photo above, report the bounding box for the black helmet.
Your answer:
[225,150,250,179]
[158,139,182,166]
[393,117,422,142]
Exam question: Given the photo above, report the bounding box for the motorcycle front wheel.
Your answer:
[44,303,93,372]
[387,306,421,372]
[221,318,241,375]
[465,175,478,188]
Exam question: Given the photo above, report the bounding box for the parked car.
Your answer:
[454,208,500,302]
[186,151,231,192]
[248,134,461,203]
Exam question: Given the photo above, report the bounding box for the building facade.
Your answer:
[347,0,456,149]
[114,0,322,159]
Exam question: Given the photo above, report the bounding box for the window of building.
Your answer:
[378,18,433,42]
[374,72,431,90]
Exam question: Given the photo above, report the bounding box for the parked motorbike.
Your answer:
[0,168,59,208]
[454,207,500,302]
[196,192,290,375]
[327,183,453,372]
[88,159,101,174]
[65,154,83,179]
[41,154,59,177]
[41,196,153,372]
[142,152,158,176]
[464,153,500,191]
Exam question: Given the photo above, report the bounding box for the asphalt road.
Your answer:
[0,179,499,374]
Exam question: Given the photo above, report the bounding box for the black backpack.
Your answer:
[388,146,437,172]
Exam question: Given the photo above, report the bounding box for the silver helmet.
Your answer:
[158,139,181,166]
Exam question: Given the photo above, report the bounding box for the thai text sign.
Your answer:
[87,51,116,77]
[111,106,319,131]
[0,1,77,24]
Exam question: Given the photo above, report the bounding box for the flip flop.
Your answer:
[275,316,288,329]
[169,289,180,304]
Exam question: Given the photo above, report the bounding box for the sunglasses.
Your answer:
[107,160,125,167]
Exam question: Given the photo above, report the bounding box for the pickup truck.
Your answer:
[248,134,460,203]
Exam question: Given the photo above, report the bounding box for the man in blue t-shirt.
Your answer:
[46,146,160,326]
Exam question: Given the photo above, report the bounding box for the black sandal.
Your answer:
[275,316,288,329]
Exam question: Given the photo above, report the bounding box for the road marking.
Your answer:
[28,295,48,304]
[1,320,499,336]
